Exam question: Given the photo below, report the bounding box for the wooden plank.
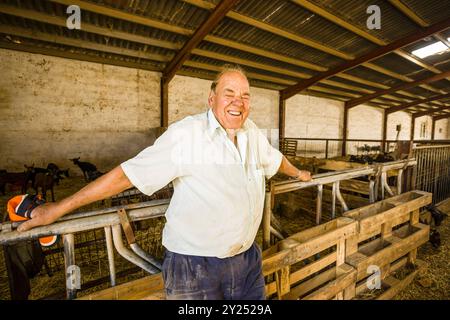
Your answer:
[78,273,164,300]
[336,238,346,266]
[302,264,357,300]
[348,223,429,281]
[262,219,357,275]
[275,267,291,298]
[376,260,427,300]
[265,251,337,295]
[280,268,336,300]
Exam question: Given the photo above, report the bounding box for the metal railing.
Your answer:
[262,159,417,250]
[282,137,450,158]
[0,198,170,299]
[413,145,450,204]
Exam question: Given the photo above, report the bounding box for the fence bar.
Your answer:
[104,226,116,287]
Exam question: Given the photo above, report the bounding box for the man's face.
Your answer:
[208,71,250,130]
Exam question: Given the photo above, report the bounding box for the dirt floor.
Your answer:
[0,175,449,300]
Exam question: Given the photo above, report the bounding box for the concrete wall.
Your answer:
[0,49,279,172]
[285,94,343,139]
[448,119,450,139]
[3,48,441,173]
[435,118,449,140]
[0,49,161,172]
[386,111,411,140]
[413,116,433,140]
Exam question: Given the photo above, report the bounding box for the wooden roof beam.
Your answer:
[346,70,450,108]
[387,0,450,81]
[433,114,450,121]
[281,2,450,99]
[292,0,450,86]
[162,0,239,83]
[387,0,428,27]
[413,105,450,118]
[386,93,450,115]
[30,1,442,105]
[184,0,353,60]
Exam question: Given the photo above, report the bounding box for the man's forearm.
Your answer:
[57,165,133,217]
[278,156,302,178]
[18,166,134,231]
[278,156,312,181]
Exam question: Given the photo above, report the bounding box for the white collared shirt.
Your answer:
[121,109,282,258]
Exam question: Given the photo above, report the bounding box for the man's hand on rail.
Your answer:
[296,170,313,182]
[17,203,60,232]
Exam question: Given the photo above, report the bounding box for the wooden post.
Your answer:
[342,106,349,156]
[316,184,323,225]
[64,233,77,299]
[331,182,337,219]
[263,191,272,250]
[408,209,420,264]
[279,95,286,150]
[382,111,388,153]
[431,118,436,140]
[410,116,415,141]
[160,78,168,128]
[397,169,403,195]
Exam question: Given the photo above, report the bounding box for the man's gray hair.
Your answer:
[210,64,248,92]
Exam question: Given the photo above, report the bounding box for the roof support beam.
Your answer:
[50,0,192,35]
[413,106,450,118]
[346,70,450,108]
[16,2,439,106]
[0,25,171,62]
[387,0,429,27]
[0,40,162,72]
[386,93,450,115]
[431,118,436,140]
[280,6,450,99]
[433,114,450,121]
[279,95,286,146]
[162,0,239,83]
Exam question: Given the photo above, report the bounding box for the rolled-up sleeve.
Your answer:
[121,124,184,195]
[256,130,283,179]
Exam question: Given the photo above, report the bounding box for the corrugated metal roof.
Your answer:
[233,0,377,57]
[0,0,449,111]
[90,0,208,31]
[197,41,317,77]
[307,0,420,42]
[372,53,424,77]
[401,0,450,25]
[346,65,404,87]
[213,18,345,68]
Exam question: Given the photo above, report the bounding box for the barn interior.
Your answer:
[0,0,449,301]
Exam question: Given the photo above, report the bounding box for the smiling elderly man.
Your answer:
[18,64,311,300]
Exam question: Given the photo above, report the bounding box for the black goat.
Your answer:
[429,229,441,249]
[69,157,97,182]
[34,172,55,201]
[46,163,69,185]
[0,167,34,194]
[426,205,448,227]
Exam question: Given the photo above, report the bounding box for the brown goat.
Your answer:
[34,172,55,202]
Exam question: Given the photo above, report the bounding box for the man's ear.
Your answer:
[208,91,215,107]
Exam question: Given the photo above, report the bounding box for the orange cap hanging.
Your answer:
[7,194,59,247]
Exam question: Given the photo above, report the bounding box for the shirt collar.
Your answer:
[207,109,249,138]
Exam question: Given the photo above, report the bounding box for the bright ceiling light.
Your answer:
[411,41,448,58]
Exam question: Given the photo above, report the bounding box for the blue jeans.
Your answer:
[162,243,266,300]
